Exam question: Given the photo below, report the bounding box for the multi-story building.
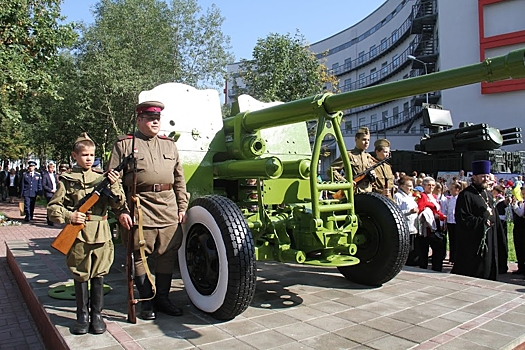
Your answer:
[227,0,525,175]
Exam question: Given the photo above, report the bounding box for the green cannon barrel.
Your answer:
[214,157,283,179]
[223,48,525,134]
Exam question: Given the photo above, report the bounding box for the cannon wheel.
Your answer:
[338,192,410,286]
[178,195,256,320]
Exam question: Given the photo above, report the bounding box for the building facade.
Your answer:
[227,0,525,175]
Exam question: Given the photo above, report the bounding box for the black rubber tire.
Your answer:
[338,192,410,286]
[178,195,256,320]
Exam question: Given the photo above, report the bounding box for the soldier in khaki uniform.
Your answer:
[48,133,125,335]
[329,126,375,193]
[372,138,394,199]
[107,101,189,320]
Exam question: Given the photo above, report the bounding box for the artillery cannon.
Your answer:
[137,48,525,320]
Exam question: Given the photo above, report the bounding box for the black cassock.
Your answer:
[451,184,502,280]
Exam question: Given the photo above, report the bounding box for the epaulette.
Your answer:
[158,135,174,141]
[117,133,134,141]
[59,173,80,183]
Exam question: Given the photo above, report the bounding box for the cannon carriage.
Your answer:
[137,48,525,320]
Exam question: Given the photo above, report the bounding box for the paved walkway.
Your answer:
[2,200,525,350]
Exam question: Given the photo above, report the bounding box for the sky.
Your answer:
[61,0,386,62]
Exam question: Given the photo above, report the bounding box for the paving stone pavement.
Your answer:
[2,200,525,350]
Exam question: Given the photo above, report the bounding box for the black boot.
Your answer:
[89,277,107,334]
[72,281,89,335]
[154,273,183,316]
[135,274,156,320]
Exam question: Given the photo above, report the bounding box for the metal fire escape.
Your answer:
[410,0,439,106]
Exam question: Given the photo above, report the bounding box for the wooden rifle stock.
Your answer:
[51,193,101,254]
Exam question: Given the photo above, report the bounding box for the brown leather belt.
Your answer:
[86,214,108,221]
[133,183,173,193]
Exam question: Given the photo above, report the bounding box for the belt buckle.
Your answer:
[153,184,161,192]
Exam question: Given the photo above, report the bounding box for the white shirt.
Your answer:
[513,202,525,217]
[49,172,57,191]
[394,189,418,234]
[443,195,457,224]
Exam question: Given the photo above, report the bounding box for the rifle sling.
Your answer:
[133,195,156,302]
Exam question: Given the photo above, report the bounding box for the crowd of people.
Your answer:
[0,162,70,221]
[329,126,525,281]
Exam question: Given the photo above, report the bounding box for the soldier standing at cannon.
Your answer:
[329,126,376,193]
[108,100,189,320]
[372,138,394,199]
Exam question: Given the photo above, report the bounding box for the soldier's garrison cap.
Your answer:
[355,126,370,137]
[136,101,164,115]
[74,132,93,144]
[374,138,391,149]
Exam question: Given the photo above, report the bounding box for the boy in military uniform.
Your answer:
[371,138,394,199]
[108,100,189,320]
[48,133,125,335]
[329,126,375,193]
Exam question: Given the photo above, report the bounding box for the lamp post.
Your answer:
[408,54,429,105]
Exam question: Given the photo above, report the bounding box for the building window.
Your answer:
[332,62,339,75]
[359,117,366,126]
[358,73,366,87]
[344,58,352,71]
[391,29,398,42]
[393,106,399,121]
[345,121,353,132]
[403,102,409,118]
[392,54,399,68]
[343,78,352,92]
[380,38,388,51]
[370,68,377,82]
[381,62,388,76]
[358,51,365,64]
[370,45,377,57]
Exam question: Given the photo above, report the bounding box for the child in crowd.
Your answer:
[48,133,126,335]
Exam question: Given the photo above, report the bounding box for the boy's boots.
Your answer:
[154,273,183,316]
[89,277,107,334]
[72,281,89,335]
[134,274,156,320]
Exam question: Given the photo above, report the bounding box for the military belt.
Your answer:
[133,183,173,193]
[86,214,108,221]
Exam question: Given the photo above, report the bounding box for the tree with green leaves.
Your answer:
[69,0,233,153]
[0,0,76,121]
[235,32,338,103]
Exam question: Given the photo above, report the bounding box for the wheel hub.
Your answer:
[185,224,219,295]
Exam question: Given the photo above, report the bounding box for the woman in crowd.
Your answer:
[394,175,420,266]
[417,177,447,272]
